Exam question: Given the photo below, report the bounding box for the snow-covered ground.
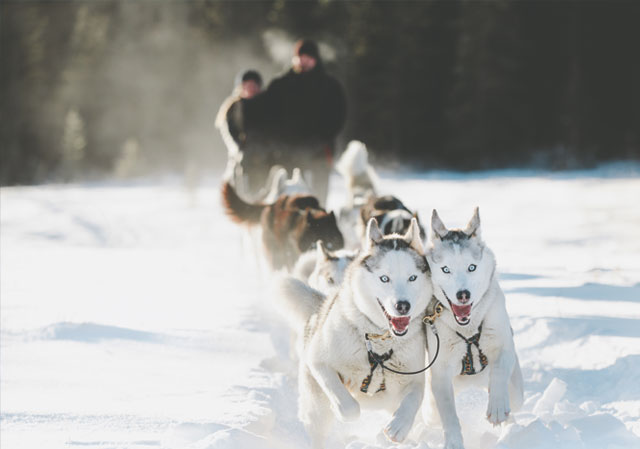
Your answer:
[2,165,639,449]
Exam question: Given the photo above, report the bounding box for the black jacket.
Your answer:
[236,66,347,152]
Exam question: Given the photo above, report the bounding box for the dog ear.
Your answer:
[431,209,448,240]
[413,211,427,242]
[291,167,301,183]
[305,209,314,221]
[316,240,330,261]
[276,169,287,191]
[404,217,425,254]
[366,217,384,246]
[464,207,481,238]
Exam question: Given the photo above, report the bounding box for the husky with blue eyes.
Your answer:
[424,208,524,449]
[276,218,432,448]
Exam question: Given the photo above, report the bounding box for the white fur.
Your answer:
[291,250,317,283]
[336,206,363,251]
[262,167,311,203]
[335,140,371,179]
[303,242,357,294]
[276,219,432,448]
[424,208,524,449]
[335,141,379,249]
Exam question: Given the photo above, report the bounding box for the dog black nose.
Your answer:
[395,300,411,315]
[456,289,471,303]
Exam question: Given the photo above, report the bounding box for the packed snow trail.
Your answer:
[1,166,639,448]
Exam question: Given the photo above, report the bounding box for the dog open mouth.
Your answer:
[448,300,471,326]
[377,299,410,336]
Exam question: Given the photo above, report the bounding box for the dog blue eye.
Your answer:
[468,264,477,272]
[408,275,417,282]
[441,266,450,274]
[380,275,390,283]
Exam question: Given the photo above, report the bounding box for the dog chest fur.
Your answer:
[430,279,513,376]
[304,291,426,408]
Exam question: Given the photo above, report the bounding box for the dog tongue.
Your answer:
[390,316,411,333]
[451,303,471,319]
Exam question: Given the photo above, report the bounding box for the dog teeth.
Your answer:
[378,299,410,334]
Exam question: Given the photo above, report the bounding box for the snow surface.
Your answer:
[2,165,640,449]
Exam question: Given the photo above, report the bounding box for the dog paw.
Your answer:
[486,390,511,425]
[383,415,412,443]
[332,396,360,422]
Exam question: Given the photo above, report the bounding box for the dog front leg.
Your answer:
[384,379,424,443]
[431,370,464,449]
[299,364,334,449]
[308,361,361,422]
[487,346,515,425]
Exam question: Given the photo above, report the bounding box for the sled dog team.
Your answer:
[221,141,523,449]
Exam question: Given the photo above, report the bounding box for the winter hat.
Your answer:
[294,39,320,60]
[235,70,262,87]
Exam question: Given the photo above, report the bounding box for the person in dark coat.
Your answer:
[237,39,347,205]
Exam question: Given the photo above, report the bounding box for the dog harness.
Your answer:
[360,348,393,394]
[427,297,488,375]
[359,313,442,395]
[456,324,488,375]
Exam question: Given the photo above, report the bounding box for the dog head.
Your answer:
[427,207,496,326]
[296,209,344,254]
[351,218,432,337]
[361,195,426,243]
[308,240,357,293]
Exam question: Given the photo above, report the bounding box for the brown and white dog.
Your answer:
[221,182,344,271]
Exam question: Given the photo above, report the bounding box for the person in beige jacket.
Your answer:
[215,70,263,194]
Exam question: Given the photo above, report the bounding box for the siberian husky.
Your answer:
[334,141,425,249]
[359,195,426,244]
[335,140,378,207]
[277,218,432,448]
[292,240,357,294]
[335,141,378,249]
[234,166,311,272]
[423,208,524,449]
[221,182,343,271]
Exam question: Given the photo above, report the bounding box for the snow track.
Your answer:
[2,167,639,448]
